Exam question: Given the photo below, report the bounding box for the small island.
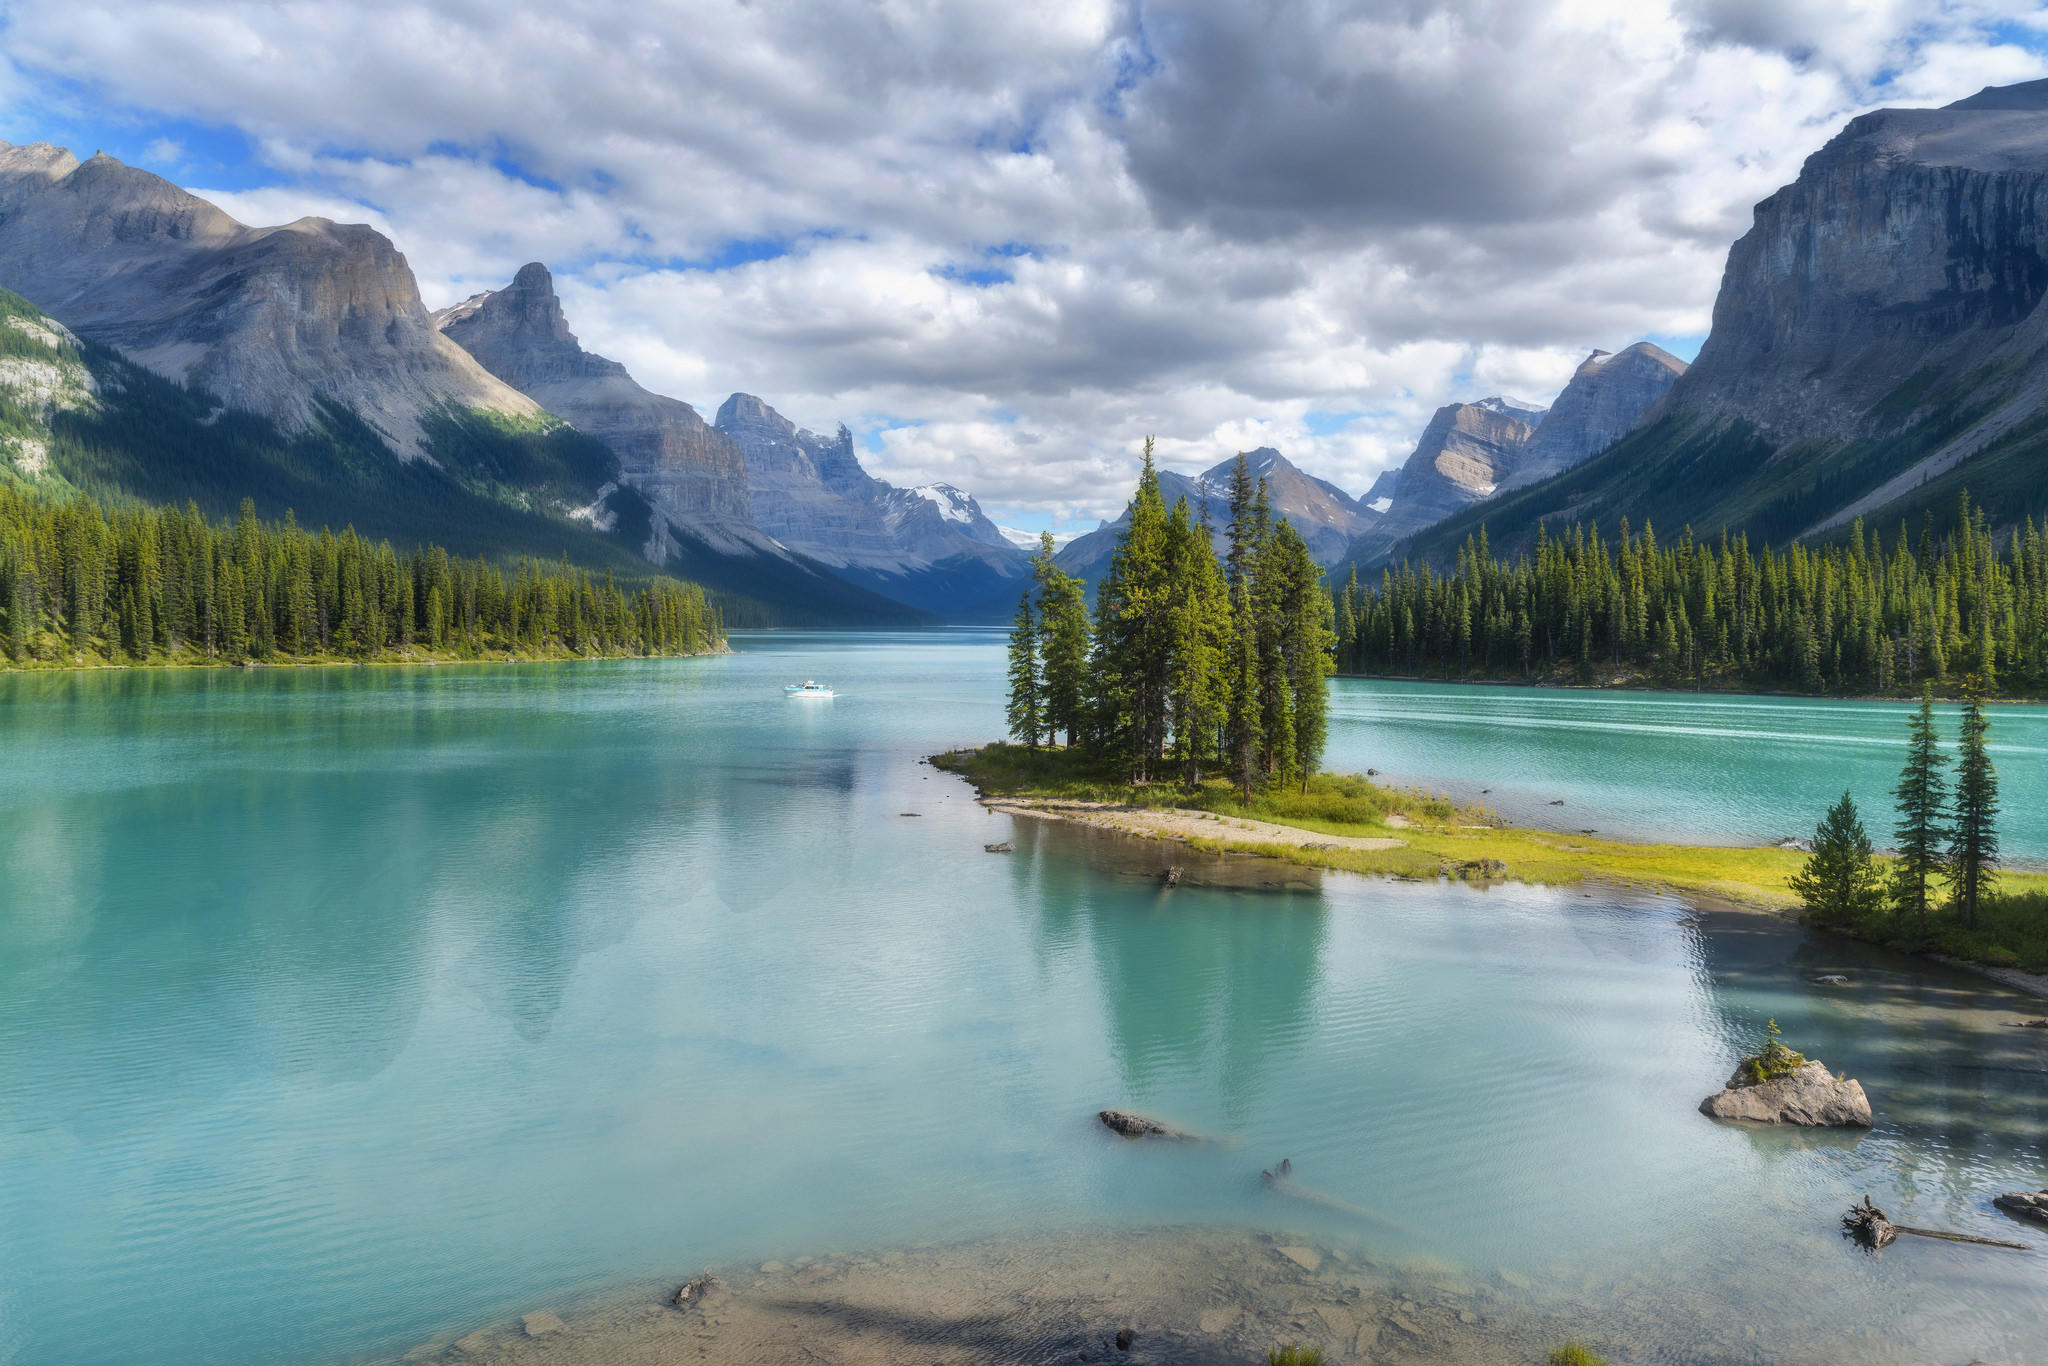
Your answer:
[1696,1021,1871,1128]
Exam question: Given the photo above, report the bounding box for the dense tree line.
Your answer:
[1008,444,1335,794]
[1335,492,2048,695]
[0,488,723,667]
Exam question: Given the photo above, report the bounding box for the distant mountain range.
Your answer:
[11,76,2047,619]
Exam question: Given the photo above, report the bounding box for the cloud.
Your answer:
[2,0,2045,528]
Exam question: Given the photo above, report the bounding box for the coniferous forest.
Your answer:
[0,488,723,667]
[1335,493,2048,696]
[1008,443,1335,794]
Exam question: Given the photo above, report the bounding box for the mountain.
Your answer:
[1054,446,1369,586]
[1496,344,1687,492]
[0,147,926,626]
[1396,79,2048,564]
[714,393,1030,617]
[1341,398,1545,564]
[432,263,757,556]
[0,142,535,453]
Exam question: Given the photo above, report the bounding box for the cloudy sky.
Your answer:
[4,0,2047,532]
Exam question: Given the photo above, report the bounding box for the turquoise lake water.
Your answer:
[1,632,2045,1364]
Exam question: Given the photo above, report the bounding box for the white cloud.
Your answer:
[2,0,2045,525]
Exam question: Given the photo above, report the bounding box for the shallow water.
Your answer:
[1328,677,2048,860]
[0,633,2043,1365]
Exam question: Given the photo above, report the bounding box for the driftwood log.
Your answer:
[1843,1196,2030,1251]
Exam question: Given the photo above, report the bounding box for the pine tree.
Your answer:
[1789,791,1887,924]
[1032,532,1092,749]
[1892,684,1949,929]
[1005,592,1043,750]
[1946,680,1999,929]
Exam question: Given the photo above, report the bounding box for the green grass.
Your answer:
[932,748,2048,955]
[1548,1344,1608,1366]
[1736,1020,1807,1085]
[1266,1347,1327,1366]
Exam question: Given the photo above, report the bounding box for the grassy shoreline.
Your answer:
[0,641,730,676]
[933,744,2048,982]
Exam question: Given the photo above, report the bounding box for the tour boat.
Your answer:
[784,680,834,698]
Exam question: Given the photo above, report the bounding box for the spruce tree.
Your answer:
[1947,680,1999,928]
[1005,592,1043,750]
[1788,791,1886,924]
[1032,532,1092,749]
[1892,684,1949,929]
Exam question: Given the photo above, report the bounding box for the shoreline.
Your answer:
[1332,669,2048,705]
[0,644,731,678]
[937,748,2048,1001]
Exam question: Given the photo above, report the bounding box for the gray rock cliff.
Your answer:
[1344,399,1544,563]
[433,263,761,552]
[1499,343,1687,491]
[0,141,537,454]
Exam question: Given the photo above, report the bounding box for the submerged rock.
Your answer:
[984,841,1014,853]
[673,1274,725,1308]
[1994,1190,2048,1227]
[521,1311,564,1338]
[1098,1109,1198,1141]
[1700,1059,1872,1127]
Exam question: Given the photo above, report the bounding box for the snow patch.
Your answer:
[1368,497,1393,514]
[567,480,621,532]
[911,483,976,524]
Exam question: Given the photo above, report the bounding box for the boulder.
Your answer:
[1994,1190,2048,1227]
[1699,1059,1871,1127]
[673,1274,725,1309]
[1098,1109,1198,1141]
[984,841,1014,853]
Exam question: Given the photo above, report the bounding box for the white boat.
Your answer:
[784,680,834,698]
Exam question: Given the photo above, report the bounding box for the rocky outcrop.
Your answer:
[0,141,537,455]
[1497,344,1686,492]
[1994,1190,2048,1226]
[434,263,762,552]
[1699,1059,1871,1127]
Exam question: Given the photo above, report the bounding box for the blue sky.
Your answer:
[4,0,2046,531]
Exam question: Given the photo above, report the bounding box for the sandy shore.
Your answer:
[985,797,1407,855]
[379,1226,1632,1366]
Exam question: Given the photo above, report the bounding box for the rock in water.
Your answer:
[1994,1190,2048,1227]
[1099,1109,1198,1141]
[521,1311,564,1337]
[1699,1060,1872,1127]
[673,1274,723,1308]
[1159,866,1183,887]
[984,841,1014,853]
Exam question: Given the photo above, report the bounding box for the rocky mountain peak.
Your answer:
[0,140,536,453]
[435,261,756,546]
[1497,341,1686,493]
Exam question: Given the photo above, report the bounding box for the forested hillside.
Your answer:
[0,489,722,668]
[1335,494,2047,696]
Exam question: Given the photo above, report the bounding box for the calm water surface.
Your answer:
[0,633,2044,1365]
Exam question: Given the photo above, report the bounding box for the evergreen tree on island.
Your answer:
[1947,680,2000,929]
[1001,440,1334,799]
[1891,684,1949,929]
[1789,791,1886,924]
[1006,592,1043,751]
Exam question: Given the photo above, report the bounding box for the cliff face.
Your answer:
[715,393,1029,617]
[434,263,761,551]
[0,142,538,454]
[1391,78,2048,564]
[1500,343,1686,491]
[1344,398,1543,564]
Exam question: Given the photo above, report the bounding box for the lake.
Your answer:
[1,632,2043,1365]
